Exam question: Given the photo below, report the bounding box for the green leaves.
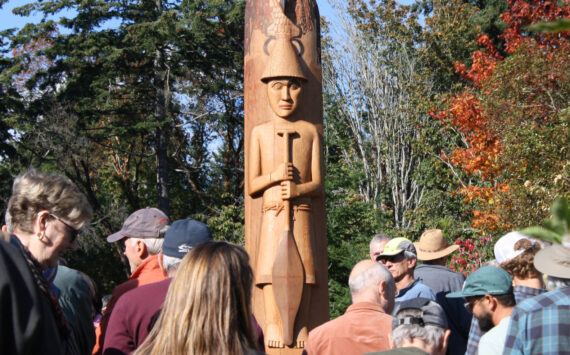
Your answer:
[527,20,570,33]
[522,197,570,244]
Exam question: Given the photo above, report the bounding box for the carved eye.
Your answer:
[272,82,284,90]
[289,82,300,90]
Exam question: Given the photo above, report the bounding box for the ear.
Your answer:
[34,210,50,233]
[135,239,147,258]
[409,257,417,268]
[378,280,387,299]
[487,295,498,311]
[439,329,451,355]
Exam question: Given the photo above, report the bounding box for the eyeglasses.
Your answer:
[50,214,81,243]
[464,296,484,313]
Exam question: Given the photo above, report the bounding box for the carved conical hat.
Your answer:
[261,11,306,83]
[261,36,306,82]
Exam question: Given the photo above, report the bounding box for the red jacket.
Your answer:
[93,254,167,354]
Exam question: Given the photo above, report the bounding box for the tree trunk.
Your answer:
[154,0,169,215]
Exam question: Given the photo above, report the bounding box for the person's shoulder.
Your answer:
[122,278,171,301]
[54,265,87,285]
[252,121,273,133]
[413,281,436,299]
[517,286,570,312]
[296,120,319,133]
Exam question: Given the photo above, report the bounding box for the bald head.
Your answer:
[349,260,395,311]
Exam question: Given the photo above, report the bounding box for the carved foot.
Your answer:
[296,325,308,348]
[266,323,284,348]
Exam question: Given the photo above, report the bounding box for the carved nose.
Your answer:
[281,87,291,100]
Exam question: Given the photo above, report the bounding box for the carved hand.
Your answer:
[280,180,298,200]
[272,162,293,183]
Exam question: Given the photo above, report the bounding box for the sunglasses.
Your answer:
[464,296,484,313]
[377,253,405,264]
[50,214,81,243]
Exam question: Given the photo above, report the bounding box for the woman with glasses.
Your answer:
[1,169,93,354]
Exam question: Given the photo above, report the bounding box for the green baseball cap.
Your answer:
[447,266,513,298]
[378,237,417,257]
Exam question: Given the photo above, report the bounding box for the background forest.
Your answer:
[0,0,568,317]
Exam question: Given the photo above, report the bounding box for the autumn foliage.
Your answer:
[432,0,570,263]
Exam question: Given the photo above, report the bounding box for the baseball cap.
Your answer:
[162,219,212,259]
[392,298,448,330]
[378,237,417,259]
[107,207,170,243]
[494,231,536,264]
[447,266,512,298]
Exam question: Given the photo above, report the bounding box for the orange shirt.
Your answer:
[92,254,167,354]
[304,302,393,355]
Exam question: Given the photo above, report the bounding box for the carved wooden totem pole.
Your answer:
[245,0,329,353]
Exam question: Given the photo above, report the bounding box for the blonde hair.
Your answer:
[8,169,93,233]
[500,239,542,279]
[134,241,257,355]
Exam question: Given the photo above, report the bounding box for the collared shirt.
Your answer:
[304,302,392,355]
[396,278,435,303]
[503,286,570,355]
[465,285,546,355]
[477,316,510,355]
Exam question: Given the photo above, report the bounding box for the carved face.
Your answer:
[267,78,302,118]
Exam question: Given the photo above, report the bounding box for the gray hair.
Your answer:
[392,308,445,348]
[349,263,395,295]
[131,237,164,255]
[546,275,570,290]
[370,233,390,244]
[162,254,182,275]
[403,250,417,261]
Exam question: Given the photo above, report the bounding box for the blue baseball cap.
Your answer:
[162,219,212,258]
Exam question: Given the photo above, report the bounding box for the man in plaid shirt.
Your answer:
[503,240,570,355]
[464,232,548,355]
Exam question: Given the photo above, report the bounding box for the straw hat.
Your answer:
[533,236,570,279]
[414,229,459,261]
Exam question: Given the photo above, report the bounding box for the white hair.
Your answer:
[162,254,182,276]
[392,308,445,348]
[546,275,570,290]
[349,263,395,296]
[131,237,164,255]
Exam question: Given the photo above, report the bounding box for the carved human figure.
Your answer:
[248,75,323,348]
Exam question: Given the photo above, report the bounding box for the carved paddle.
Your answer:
[272,129,304,347]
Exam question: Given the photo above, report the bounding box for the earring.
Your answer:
[37,231,45,241]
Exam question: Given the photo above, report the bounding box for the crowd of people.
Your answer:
[0,169,568,355]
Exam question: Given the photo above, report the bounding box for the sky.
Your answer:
[0,0,338,32]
